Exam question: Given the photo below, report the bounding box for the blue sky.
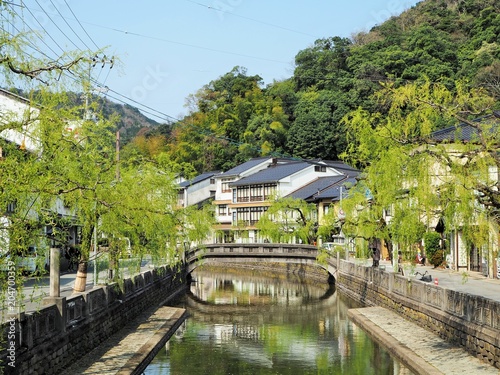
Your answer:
[9,0,420,122]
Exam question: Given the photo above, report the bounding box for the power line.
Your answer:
[15,2,65,55]
[48,0,92,52]
[33,0,81,51]
[185,0,319,39]
[67,20,291,66]
[63,0,100,51]
[2,3,293,158]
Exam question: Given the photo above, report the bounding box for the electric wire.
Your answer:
[48,0,93,52]
[185,0,319,39]
[3,2,298,158]
[32,0,81,51]
[66,21,291,66]
[63,0,100,51]
[11,3,65,56]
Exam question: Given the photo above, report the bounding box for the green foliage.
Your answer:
[424,231,442,267]
[342,78,498,268]
[256,197,318,244]
[424,231,441,253]
[120,0,500,172]
[286,90,350,159]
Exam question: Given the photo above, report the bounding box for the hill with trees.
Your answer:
[126,0,499,175]
[6,88,163,144]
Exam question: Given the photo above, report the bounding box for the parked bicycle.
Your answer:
[414,270,432,282]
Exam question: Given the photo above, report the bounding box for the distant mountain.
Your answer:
[96,97,163,143]
[6,88,163,144]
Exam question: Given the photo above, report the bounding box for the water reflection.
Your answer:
[145,267,413,375]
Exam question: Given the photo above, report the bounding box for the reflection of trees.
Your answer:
[150,269,406,374]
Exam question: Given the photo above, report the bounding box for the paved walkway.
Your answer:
[59,306,187,375]
[366,259,500,303]
[349,306,500,375]
[347,259,500,374]
[1,258,157,322]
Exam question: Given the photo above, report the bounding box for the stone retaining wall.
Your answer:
[1,266,186,375]
[336,260,500,369]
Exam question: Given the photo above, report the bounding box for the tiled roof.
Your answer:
[288,176,357,201]
[431,123,479,142]
[305,159,360,174]
[288,176,346,200]
[218,157,272,177]
[431,113,500,143]
[315,177,358,200]
[179,171,219,188]
[230,161,310,186]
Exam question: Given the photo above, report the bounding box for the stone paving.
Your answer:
[349,306,500,375]
[58,306,187,375]
[348,258,500,374]
[372,259,500,303]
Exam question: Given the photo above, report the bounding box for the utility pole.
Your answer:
[81,54,114,286]
[83,55,114,122]
[116,129,120,181]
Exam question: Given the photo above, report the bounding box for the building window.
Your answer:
[234,206,268,226]
[250,185,263,201]
[210,178,215,184]
[314,165,326,172]
[222,178,233,193]
[323,204,330,215]
[263,183,276,200]
[218,204,228,216]
[236,186,250,202]
[6,201,16,214]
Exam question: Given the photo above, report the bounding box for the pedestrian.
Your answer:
[398,250,404,276]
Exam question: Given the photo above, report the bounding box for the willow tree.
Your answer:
[256,196,318,244]
[0,1,103,310]
[32,96,215,291]
[341,79,499,276]
[0,4,214,295]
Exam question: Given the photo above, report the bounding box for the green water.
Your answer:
[144,268,413,375]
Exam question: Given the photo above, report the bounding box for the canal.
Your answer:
[144,266,414,374]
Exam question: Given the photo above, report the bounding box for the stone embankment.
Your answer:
[0,266,186,374]
[335,259,500,371]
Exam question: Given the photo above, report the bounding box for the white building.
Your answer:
[0,89,79,270]
[212,157,358,244]
[178,171,220,208]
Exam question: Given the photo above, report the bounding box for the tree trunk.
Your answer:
[73,258,88,293]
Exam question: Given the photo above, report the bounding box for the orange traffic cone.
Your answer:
[434,278,439,285]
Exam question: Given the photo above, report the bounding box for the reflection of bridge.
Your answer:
[185,243,338,281]
[185,282,337,326]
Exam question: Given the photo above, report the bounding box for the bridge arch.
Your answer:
[185,243,338,282]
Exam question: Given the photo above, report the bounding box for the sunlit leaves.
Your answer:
[342,79,499,252]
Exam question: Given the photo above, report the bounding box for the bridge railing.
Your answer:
[186,243,318,263]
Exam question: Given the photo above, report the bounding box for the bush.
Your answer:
[424,231,443,267]
[430,249,444,268]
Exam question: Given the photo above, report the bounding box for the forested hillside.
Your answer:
[7,88,161,144]
[126,0,500,173]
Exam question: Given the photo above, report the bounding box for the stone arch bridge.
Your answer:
[185,243,338,281]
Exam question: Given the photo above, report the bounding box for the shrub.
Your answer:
[430,249,444,268]
[424,231,443,267]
